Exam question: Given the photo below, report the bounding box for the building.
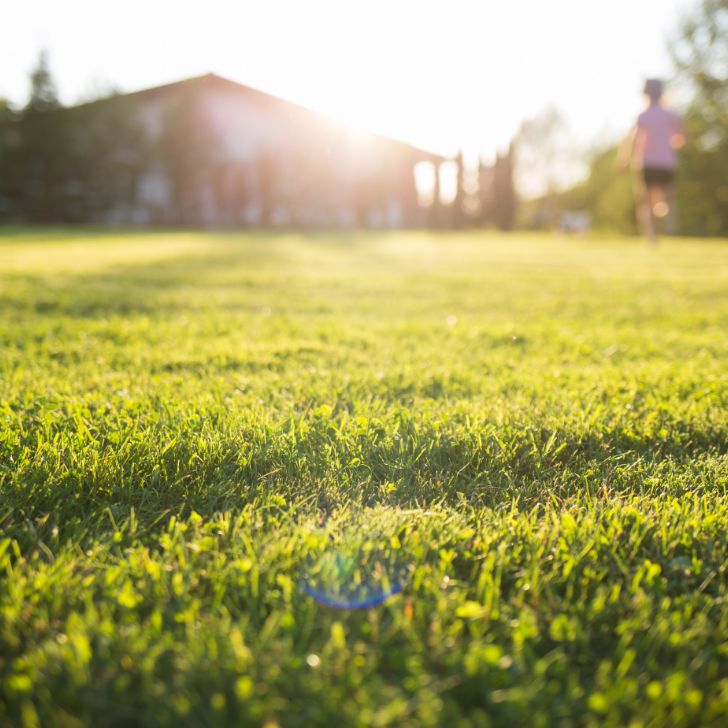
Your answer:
[55,73,444,228]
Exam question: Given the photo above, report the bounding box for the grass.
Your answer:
[0,228,726,727]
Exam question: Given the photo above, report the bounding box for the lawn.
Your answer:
[0,228,726,727]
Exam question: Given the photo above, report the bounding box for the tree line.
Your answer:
[5,2,718,234]
[0,54,519,230]
[0,53,150,224]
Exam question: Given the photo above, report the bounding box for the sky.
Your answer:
[1,0,694,167]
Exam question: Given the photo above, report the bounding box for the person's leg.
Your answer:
[636,180,657,243]
[649,185,665,241]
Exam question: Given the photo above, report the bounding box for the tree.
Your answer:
[492,143,517,231]
[0,99,20,219]
[26,51,59,112]
[671,0,728,235]
[514,107,590,229]
[476,156,493,226]
[515,108,585,200]
[15,51,71,222]
[672,0,728,121]
[452,150,466,228]
[63,95,150,222]
[429,163,442,228]
[558,145,637,234]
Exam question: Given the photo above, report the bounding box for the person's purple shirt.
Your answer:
[636,104,683,170]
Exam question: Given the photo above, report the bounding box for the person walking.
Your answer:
[618,79,685,243]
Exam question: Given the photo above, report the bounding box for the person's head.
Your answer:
[643,78,664,103]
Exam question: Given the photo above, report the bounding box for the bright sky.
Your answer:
[2,0,693,162]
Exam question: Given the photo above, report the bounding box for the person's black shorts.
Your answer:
[643,167,675,186]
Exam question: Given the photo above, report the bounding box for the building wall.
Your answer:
[103,80,425,228]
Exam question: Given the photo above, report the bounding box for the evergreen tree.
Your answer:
[429,163,442,228]
[492,144,517,231]
[16,51,71,221]
[0,99,20,219]
[452,150,465,228]
[477,156,493,226]
[26,51,60,112]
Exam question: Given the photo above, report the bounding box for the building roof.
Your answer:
[78,73,445,163]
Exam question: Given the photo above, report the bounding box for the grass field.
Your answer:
[1,228,727,727]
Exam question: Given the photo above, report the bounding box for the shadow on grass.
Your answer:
[1,246,261,319]
[0,229,446,320]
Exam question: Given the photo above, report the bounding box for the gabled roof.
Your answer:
[76,73,445,163]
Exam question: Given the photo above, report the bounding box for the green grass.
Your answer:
[1,228,726,727]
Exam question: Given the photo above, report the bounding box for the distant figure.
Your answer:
[618,79,685,243]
